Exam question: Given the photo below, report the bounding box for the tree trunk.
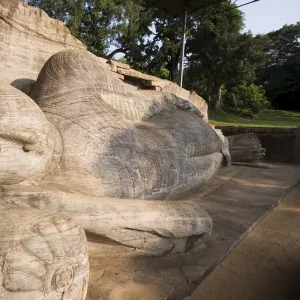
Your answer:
[170,56,176,81]
[210,85,222,111]
[169,51,180,82]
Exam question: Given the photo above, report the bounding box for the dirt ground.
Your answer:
[185,183,300,300]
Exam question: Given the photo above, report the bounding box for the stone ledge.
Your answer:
[216,126,300,134]
[217,126,300,164]
[107,59,131,70]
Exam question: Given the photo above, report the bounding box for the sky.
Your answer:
[239,0,300,35]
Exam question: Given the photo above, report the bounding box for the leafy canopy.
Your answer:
[256,23,300,108]
[224,83,270,114]
[25,0,300,112]
[185,0,266,110]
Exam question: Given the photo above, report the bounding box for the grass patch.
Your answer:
[209,109,300,128]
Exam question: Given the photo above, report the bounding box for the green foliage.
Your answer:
[147,11,187,80]
[209,109,300,128]
[114,8,187,80]
[256,23,300,108]
[186,0,266,110]
[79,0,123,56]
[107,1,154,59]
[224,84,270,114]
[26,0,70,21]
[117,57,128,64]
[26,0,171,78]
[25,0,300,113]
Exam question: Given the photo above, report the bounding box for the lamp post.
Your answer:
[179,8,187,87]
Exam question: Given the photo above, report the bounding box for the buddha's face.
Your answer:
[0,83,61,185]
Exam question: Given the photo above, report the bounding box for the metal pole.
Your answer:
[179,8,187,87]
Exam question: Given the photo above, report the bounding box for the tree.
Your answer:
[224,83,270,114]
[109,7,191,81]
[106,2,155,66]
[148,12,184,81]
[256,23,300,110]
[78,0,123,56]
[186,0,266,110]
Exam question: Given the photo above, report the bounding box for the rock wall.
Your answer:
[0,0,86,89]
[0,0,208,120]
[218,126,300,164]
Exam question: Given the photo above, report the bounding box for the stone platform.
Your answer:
[86,163,300,300]
[217,126,300,164]
[185,178,300,300]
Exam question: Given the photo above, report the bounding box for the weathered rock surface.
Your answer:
[185,177,300,300]
[31,49,224,200]
[0,49,227,257]
[1,187,213,256]
[227,133,265,162]
[0,0,86,90]
[0,83,62,185]
[0,204,89,300]
[105,60,209,122]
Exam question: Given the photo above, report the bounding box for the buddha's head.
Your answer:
[0,83,62,185]
[28,50,228,199]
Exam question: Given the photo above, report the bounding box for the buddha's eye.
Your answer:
[0,129,47,185]
[22,145,31,152]
[0,130,40,154]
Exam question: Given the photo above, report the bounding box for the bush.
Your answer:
[224,84,270,114]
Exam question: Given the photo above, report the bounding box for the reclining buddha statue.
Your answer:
[0,49,230,299]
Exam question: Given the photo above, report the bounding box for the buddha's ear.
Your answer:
[0,83,62,185]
